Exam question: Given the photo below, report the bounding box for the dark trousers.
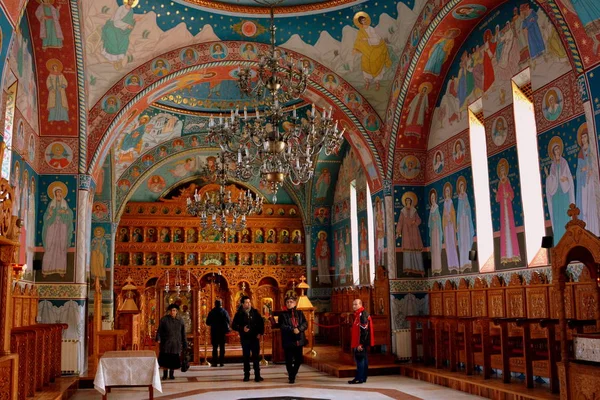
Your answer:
[353,348,369,382]
[241,338,260,377]
[212,340,225,365]
[284,345,303,379]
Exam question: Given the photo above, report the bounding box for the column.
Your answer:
[304,224,312,297]
[383,180,396,279]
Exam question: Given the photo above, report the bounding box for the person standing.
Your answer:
[279,295,308,384]
[206,300,230,367]
[156,304,187,380]
[348,299,374,384]
[232,296,265,382]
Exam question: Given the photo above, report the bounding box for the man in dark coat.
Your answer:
[232,295,264,382]
[156,303,187,380]
[279,295,308,384]
[206,299,230,367]
[348,298,375,384]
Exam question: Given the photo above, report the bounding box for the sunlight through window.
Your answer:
[512,73,546,266]
[350,180,360,285]
[366,184,376,284]
[468,103,495,272]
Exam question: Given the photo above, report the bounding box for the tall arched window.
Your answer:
[468,99,495,271]
[350,180,360,285]
[366,184,375,284]
[512,69,546,266]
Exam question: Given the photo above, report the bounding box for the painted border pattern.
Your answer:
[71,0,88,174]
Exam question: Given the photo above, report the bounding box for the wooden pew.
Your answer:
[406,315,433,364]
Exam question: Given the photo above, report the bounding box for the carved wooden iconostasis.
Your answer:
[113,181,307,363]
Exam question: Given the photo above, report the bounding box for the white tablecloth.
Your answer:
[94,350,163,395]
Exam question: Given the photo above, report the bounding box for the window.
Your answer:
[512,70,545,266]
[468,99,495,271]
[366,184,375,284]
[350,180,359,285]
[2,82,18,180]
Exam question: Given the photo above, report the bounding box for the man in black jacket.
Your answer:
[206,299,230,367]
[279,295,308,384]
[156,304,187,380]
[232,296,265,382]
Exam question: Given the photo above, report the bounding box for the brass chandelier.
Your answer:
[186,152,263,238]
[206,2,344,202]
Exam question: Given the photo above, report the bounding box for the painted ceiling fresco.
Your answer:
[88,58,384,193]
[124,149,295,207]
[154,66,305,112]
[82,0,425,119]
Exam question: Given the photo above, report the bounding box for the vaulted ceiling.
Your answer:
[9,0,592,203]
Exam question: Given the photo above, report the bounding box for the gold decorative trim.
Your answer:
[180,0,359,14]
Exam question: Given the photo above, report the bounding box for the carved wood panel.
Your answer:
[487,290,505,318]
[472,290,487,317]
[506,289,525,318]
[526,287,549,319]
[443,292,456,316]
[550,284,574,319]
[457,291,471,317]
[575,283,597,321]
[430,293,443,316]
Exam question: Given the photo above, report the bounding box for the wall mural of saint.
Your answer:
[396,191,424,276]
[42,181,74,277]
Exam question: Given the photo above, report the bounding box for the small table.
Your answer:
[94,350,162,399]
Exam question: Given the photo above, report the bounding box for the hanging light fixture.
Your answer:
[206,1,344,202]
[186,151,263,239]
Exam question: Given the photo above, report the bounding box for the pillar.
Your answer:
[304,224,312,297]
[383,179,396,279]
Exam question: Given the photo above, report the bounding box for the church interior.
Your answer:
[0,0,599,399]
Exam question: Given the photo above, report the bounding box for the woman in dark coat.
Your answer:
[156,303,187,380]
[279,295,308,384]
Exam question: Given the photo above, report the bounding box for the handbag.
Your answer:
[181,349,190,372]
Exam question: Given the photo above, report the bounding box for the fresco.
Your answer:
[331,218,351,286]
[9,16,39,133]
[82,0,426,115]
[372,192,386,268]
[556,0,600,70]
[94,156,112,201]
[35,175,77,282]
[10,153,39,281]
[332,146,366,204]
[25,0,79,136]
[538,115,598,240]
[90,222,113,290]
[427,0,571,149]
[113,106,183,177]
[419,167,478,276]
[584,65,600,237]
[394,185,427,278]
[312,161,340,206]
[124,149,294,206]
[488,147,526,270]
[155,66,304,112]
[0,7,13,91]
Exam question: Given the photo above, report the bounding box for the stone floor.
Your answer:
[72,363,483,399]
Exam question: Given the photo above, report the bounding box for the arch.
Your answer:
[384,0,584,181]
[258,276,280,288]
[86,42,385,185]
[111,147,310,225]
